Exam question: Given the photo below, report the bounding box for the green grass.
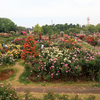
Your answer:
[19,71,30,85]
[92,83,100,87]
[9,68,19,81]
[19,61,25,67]
[82,43,96,51]
[18,92,100,100]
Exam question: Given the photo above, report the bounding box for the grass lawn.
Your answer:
[18,92,100,100]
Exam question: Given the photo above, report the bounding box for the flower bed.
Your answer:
[14,38,25,45]
[24,47,100,82]
[0,33,12,37]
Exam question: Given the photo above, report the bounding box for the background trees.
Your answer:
[16,26,28,33]
[0,18,17,33]
[0,17,100,35]
[96,23,100,32]
[33,24,43,34]
[41,23,100,35]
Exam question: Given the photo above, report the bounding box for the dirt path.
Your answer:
[10,61,25,86]
[13,86,100,94]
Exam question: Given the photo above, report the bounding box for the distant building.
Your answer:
[27,28,33,34]
[21,31,27,35]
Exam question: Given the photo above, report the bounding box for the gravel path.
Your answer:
[12,86,100,94]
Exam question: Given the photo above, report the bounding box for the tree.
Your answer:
[33,24,42,34]
[16,26,28,33]
[96,23,100,32]
[42,25,50,34]
[87,24,96,33]
[0,18,17,32]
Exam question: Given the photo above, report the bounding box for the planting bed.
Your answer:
[0,69,15,81]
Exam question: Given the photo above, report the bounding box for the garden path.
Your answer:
[77,41,100,51]
[10,61,25,86]
[13,86,100,94]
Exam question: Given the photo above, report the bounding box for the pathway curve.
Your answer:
[10,61,25,86]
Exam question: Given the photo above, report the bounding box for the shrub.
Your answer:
[0,54,16,66]
[79,35,85,40]
[10,31,16,35]
[21,35,39,61]
[14,38,25,45]
[0,47,9,54]
[0,82,18,100]
[43,90,55,100]
[90,40,98,46]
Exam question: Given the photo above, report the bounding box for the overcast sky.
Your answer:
[0,0,100,28]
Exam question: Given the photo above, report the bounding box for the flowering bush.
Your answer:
[14,38,25,45]
[58,40,81,50]
[39,32,42,41]
[0,47,9,54]
[25,47,82,81]
[0,83,18,100]
[7,49,22,59]
[21,35,39,61]
[24,46,100,82]
[78,35,85,40]
[0,54,16,66]
[70,49,100,81]
[90,40,98,46]
[86,37,93,43]
[85,36,98,46]
[0,33,12,37]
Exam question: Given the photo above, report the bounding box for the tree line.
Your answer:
[0,18,100,34]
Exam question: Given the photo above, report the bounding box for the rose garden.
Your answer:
[0,18,100,99]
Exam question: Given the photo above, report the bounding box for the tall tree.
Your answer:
[0,18,17,32]
[88,24,96,33]
[33,24,42,34]
[96,23,100,32]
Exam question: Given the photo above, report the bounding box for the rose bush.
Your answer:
[14,38,25,45]
[21,35,39,61]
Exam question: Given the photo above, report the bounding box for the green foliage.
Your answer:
[0,18,17,32]
[57,94,69,100]
[84,95,96,100]
[19,71,30,85]
[0,82,18,100]
[96,23,100,32]
[43,90,55,100]
[0,54,16,66]
[92,84,100,87]
[10,31,16,35]
[16,26,28,34]
[96,71,100,82]
[33,24,42,34]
